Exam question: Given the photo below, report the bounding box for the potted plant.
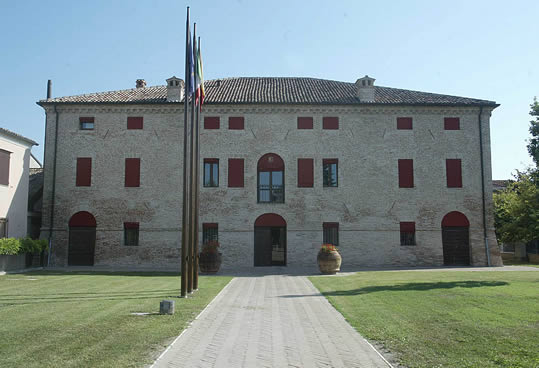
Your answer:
[317,243,342,274]
[199,240,222,274]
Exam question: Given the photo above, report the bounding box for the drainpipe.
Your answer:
[478,106,491,266]
[47,102,59,267]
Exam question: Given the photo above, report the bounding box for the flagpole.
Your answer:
[193,36,201,291]
[187,23,197,294]
[180,6,191,298]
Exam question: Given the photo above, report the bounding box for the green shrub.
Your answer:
[0,238,21,255]
[19,237,48,254]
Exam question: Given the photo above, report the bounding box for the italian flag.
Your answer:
[195,42,205,110]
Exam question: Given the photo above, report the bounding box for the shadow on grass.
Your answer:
[280,280,509,298]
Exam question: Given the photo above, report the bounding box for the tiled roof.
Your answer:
[492,179,510,192]
[38,77,498,106]
[0,127,38,146]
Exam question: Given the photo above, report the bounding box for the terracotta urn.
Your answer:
[317,244,342,274]
[198,241,222,274]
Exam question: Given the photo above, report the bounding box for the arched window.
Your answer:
[257,153,284,203]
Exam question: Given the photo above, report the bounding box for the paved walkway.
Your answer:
[152,275,392,368]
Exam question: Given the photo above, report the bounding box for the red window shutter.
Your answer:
[297,159,314,187]
[444,117,460,130]
[297,117,313,129]
[204,158,219,164]
[397,117,413,130]
[124,222,139,229]
[322,158,338,165]
[203,223,218,229]
[400,222,415,233]
[446,159,462,187]
[323,222,339,229]
[79,117,95,123]
[125,158,141,187]
[229,117,244,130]
[127,117,143,129]
[228,159,244,187]
[0,149,10,186]
[398,159,414,188]
[76,158,92,187]
[323,117,339,130]
[204,116,220,129]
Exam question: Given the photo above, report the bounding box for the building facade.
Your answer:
[0,128,38,239]
[38,76,503,269]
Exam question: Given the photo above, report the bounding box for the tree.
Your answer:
[494,171,539,244]
[528,97,539,167]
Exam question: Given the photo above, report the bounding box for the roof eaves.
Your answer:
[0,127,38,146]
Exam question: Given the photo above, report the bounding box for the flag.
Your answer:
[187,29,195,97]
[196,40,205,110]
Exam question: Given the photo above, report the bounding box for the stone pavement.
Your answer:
[151,274,392,368]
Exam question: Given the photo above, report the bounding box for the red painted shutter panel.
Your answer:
[127,117,143,129]
[229,117,244,130]
[400,222,415,232]
[398,159,414,188]
[125,158,140,187]
[204,117,220,129]
[124,222,139,229]
[297,117,313,129]
[444,117,460,130]
[397,117,413,130]
[323,117,339,129]
[203,223,218,229]
[446,159,462,187]
[228,159,244,187]
[323,222,339,229]
[76,158,92,187]
[297,159,314,187]
[0,149,10,185]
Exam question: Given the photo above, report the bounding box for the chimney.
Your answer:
[47,79,52,99]
[136,79,146,88]
[355,75,376,102]
[166,76,183,102]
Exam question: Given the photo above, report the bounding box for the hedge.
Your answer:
[0,237,48,256]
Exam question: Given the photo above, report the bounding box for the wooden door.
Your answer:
[254,227,272,266]
[68,227,96,266]
[442,226,470,266]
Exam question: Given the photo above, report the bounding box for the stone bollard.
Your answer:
[160,300,175,315]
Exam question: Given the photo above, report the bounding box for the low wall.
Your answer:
[0,254,27,272]
[528,253,539,264]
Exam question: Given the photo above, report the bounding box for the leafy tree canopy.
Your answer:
[527,97,539,167]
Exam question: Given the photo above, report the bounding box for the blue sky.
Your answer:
[1,0,537,179]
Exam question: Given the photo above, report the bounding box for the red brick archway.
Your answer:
[68,211,96,266]
[441,211,470,266]
[254,213,286,267]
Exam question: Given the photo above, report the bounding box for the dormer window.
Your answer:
[79,117,94,130]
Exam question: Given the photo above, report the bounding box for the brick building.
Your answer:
[38,76,503,269]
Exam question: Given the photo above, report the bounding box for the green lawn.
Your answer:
[0,271,231,368]
[310,271,539,368]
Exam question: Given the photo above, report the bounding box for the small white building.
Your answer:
[0,128,38,238]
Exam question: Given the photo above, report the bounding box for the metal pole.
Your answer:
[180,7,191,297]
[193,36,201,291]
[187,23,197,293]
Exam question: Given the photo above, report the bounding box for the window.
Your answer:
[0,149,10,186]
[323,159,338,187]
[446,159,462,188]
[127,116,143,129]
[204,159,219,187]
[297,158,314,187]
[323,117,339,130]
[204,116,220,129]
[297,117,313,129]
[124,222,139,246]
[323,222,339,246]
[125,158,140,187]
[0,218,7,238]
[444,117,460,130]
[76,158,92,187]
[258,153,284,203]
[398,159,414,188]
[202,223,218,244]
[229,117,244,130]
[79,117,94,130]
[397,117,413,130]
[400,222,416,246]
[228,159,244,187]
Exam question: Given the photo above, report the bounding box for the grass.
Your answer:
[0,271,231,368]
[310,271,539,368]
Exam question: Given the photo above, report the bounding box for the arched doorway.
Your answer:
[68,211,97,266]
[254,213,286,266]
[441,211,470,266]
[257,153,285,203]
